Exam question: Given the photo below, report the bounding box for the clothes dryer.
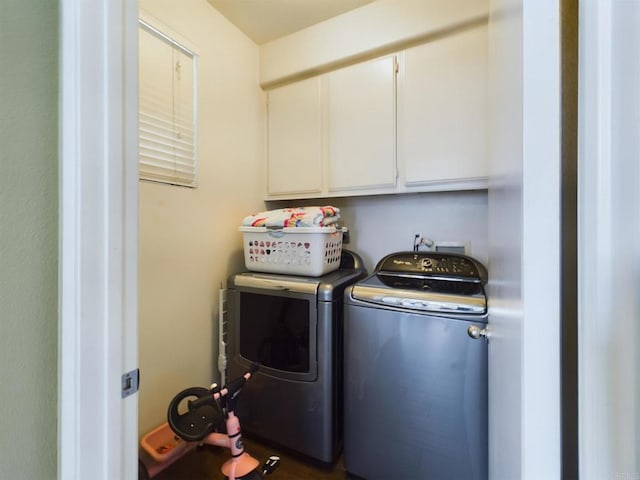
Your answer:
[227,251,366,464]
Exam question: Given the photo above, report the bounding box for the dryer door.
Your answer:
[229,287,318,382]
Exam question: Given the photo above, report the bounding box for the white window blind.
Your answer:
[138,20,197,187]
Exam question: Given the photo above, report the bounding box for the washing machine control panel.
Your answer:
[376,252,487,283]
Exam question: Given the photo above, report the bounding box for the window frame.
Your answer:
[138,16,199,188]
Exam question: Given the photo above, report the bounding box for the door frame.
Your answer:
[487,0,562,478]
[58,0,138,478]
[578,1,640,478]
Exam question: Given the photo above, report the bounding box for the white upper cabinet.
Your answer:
[326,56,397,192]
[398,24,488,189]
[264,23,489,200]
[267,77,323,196]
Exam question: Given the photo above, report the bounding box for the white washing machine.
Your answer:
[343,251,488,480]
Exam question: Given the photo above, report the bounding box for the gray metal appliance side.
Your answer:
[343,290,488,480]
[226,285,340,462]
[317,249,366,300]
[225,261,366,464]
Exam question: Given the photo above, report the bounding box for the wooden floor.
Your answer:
[149,435,349,480]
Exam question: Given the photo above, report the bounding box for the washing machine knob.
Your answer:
[467,325,490,340]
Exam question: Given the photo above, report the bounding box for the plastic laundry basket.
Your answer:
[239,226,344,276]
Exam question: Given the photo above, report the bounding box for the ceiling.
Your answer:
[206,0,375,45]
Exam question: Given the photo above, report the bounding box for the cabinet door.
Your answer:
[267,77,322,196]
[398,24,488,186]
[327,56,397,192]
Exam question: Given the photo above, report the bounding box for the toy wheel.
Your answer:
[167,387,224,442]
[227,468,264,480]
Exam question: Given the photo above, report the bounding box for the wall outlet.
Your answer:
[433,241,470,255]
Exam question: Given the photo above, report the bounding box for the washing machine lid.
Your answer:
[374,251,488,284]
[350,251,487,314]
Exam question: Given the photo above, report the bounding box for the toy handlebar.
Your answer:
[189,363,260,410]
[167,363,260,442]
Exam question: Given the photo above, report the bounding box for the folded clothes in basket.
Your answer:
[241,206,340,228]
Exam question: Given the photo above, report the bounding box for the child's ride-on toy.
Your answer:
[167,363,278,480]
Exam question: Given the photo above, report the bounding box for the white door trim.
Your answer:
[521,1,562,477]
[58,1,138,478]
[578,1,640,478]
[487,1,562,478]
[577,2,613,477]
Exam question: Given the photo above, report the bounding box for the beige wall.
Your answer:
[260,0,489,87]
[137,0,266,437]
[0,0,58,477]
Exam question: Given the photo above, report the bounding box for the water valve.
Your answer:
[413,233,434,252]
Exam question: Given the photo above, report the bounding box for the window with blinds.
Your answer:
[138,20,197,187]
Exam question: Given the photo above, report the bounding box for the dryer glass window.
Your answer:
[239,292,310,373]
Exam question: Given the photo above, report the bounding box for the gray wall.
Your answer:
[0,1,58,477]
[268,190,489,274]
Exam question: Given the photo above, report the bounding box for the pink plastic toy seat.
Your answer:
[141,422,191,464]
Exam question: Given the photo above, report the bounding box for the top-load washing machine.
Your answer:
[343,251,488,480]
